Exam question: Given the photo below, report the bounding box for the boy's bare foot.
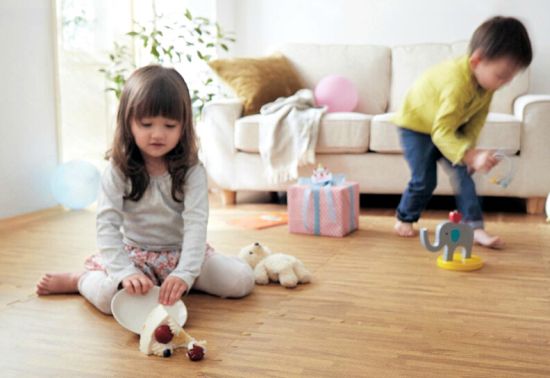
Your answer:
[473,229,505,249]
[394,220,417,237]
[36,272,83,295]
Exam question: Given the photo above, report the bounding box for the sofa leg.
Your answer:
[221,190,237,206]
[526,197,545,215]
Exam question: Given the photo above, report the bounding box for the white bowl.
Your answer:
[111,286,187,334]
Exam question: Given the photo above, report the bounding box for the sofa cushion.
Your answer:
[208,54,303,116]
[389,42,529,114]
[235,113,371,154]
[278,44,391,115]
[370,112,521,154]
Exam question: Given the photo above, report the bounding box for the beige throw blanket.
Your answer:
[259,89,327,183]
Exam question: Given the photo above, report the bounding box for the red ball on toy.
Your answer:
[449,210,462,223]
[314,75,359,113]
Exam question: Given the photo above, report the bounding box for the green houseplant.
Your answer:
[99,8,235,117]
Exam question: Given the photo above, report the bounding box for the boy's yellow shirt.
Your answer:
[392,55,494,165]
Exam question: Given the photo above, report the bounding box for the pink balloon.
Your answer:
[314,75,359,112]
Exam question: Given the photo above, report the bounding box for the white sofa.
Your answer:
[200,42,550,213]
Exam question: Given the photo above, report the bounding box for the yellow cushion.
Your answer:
[208,54,303,116]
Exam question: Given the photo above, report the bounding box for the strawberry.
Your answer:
[154,325,174,344]
[187,343,205,361]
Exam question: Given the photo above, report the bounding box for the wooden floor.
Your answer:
[1,193,550,377]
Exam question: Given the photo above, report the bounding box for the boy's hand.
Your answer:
[159,276,188,306]
[122,273,154,295]
[463,149,499,173]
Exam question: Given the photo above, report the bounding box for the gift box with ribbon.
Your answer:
[288,165,359,237]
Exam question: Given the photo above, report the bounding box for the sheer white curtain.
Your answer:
[55,0,218,167]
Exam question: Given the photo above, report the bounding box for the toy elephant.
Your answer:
[420,211,474,262]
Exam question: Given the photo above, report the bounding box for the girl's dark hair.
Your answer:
[469,16,532,68]
[107,65,198,202]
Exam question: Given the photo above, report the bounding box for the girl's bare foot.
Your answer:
[36,272,83,295]
[394,220,417,237]
[473,229,505,249]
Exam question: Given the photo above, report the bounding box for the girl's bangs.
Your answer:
[132,77,185,122]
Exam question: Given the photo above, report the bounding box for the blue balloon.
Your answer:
[51,160,101,210]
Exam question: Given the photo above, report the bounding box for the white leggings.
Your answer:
[78,253,255,314]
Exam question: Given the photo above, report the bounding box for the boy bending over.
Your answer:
[393,16,532,248]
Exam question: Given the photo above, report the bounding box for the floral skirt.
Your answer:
[84,244,215,285]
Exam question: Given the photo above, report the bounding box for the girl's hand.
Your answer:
[122,273,154,295]
[159,276,188,306]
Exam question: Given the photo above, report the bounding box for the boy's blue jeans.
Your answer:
[396,128,484,229]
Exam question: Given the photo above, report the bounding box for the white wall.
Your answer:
[0,0,58,219]
[224,0,550,93]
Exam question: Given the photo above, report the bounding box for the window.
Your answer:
[55,0,220,167]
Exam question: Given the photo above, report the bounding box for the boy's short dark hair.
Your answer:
[469,16,532,68]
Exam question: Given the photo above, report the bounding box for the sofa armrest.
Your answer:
[513,95,550,196]
[198,98,244,189]
[200,98,243,151]
[514,95,550,118]
[202,98,244,119]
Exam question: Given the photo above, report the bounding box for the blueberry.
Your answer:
[163,349,172,358]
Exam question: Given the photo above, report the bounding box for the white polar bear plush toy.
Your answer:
[238,242,311,288]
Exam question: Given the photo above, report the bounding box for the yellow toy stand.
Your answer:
[437,252,483,271]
